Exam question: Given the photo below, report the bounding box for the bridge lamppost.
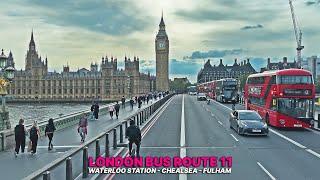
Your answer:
[0,49,16,131]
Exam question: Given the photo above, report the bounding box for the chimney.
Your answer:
[241,61,243,66]
[267,58,271,65]
[235,58,237,64]
[244,60,247,65]
[247,58,250,64]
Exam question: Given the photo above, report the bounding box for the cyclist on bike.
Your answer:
[231,97,236,111]
[125,120,141,157]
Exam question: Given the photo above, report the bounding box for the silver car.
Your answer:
[229,110,268,136]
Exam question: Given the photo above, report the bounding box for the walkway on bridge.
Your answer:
[0,99,159,180]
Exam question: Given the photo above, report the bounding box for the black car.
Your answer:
[229,110,268,136]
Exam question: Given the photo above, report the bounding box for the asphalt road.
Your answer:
[111,94,320,180]
[0,99,160,180]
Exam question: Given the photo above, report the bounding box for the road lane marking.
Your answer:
[95,96,175,180]
[269,129,306,149]
[211,113,214,117]
[257,162,277,180]
[213,99,320,159]
[218,121,223,125]
[230,134,239,142]
[179,95,187,180]
[306,149,320,158]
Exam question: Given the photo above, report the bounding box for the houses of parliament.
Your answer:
[4,32,156,102]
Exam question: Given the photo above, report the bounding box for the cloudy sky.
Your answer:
[0,0,319,82]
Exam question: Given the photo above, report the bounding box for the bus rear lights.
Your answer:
[279,119,285,125]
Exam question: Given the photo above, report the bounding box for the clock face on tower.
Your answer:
[158,41,166,50]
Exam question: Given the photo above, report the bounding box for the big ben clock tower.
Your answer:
[155,13,169,92]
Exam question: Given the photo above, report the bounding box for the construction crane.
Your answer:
[289,0,304,68]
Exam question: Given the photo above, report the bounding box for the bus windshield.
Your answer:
[277,98,313,118]
[277,75,313,84]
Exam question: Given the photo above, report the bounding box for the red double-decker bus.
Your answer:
[244,69,315,128]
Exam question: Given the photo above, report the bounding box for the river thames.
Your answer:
[6,103,93,125]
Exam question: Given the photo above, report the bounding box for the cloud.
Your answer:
[10,0,151,36]
[241,24,264,30]
[305,1,320,6]
[187,49,244,59]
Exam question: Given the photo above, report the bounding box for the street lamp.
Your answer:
[0,49,16,130]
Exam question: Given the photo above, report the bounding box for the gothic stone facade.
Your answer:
[6,32,155,102]
[197,59,256,83]
[155,14,169,92]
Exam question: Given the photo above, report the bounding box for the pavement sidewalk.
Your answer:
[0,98,159,180]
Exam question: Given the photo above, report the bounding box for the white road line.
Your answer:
[213,100,320,159]
[306,149,320,158]
[211,113,214,117]
[102,96,175,180]
[230,134,239,142]
[218,121,223,125]
[179,95,187,180]
[257,162,276,180]
[269,129,306,149]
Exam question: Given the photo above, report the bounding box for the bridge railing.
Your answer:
[23,93,174,180]
[0,100,132,151]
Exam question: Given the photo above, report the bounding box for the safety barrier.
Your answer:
[23,93,174,180]
[0,100,131,151]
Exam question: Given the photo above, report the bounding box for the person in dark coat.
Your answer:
[130,98,134,110]
[121,96,126,108]
[29,120,40,154]
[91,102,99,120]
[138,96,142,109]
[14,119,26,157]
[45,118,56,151]
[115,101,120,119]
[125,120,141,157]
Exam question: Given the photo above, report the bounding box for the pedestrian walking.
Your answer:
[115,101,120,119]
[29,120,40,154]
[14,119,27,157]
[45,118,56,151]
[108,105,115,119]
[78,114,88,143]
[147,95,150,104]
[91,102,100,120]
[121,96,126,108]
[130,98,134,110]
[138,97,142,109]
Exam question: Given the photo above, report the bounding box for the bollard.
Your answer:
[105,133,110,157]
[125,120,128,129]
[66,157,72,180]
[113,128,117,149]
[120,124,123,143]
[82,147,89,178]
[43,171,51,180]
[96,139,100,159]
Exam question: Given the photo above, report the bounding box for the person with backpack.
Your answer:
[125,120,142,157]
[14,119,27,157]
[130,98,134,110]
[108,105,115,119]
[121,96,126,108]
[45,118,56,151]
[29,120,40,154]
[115,101,120,119]
[78,114,88,143]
